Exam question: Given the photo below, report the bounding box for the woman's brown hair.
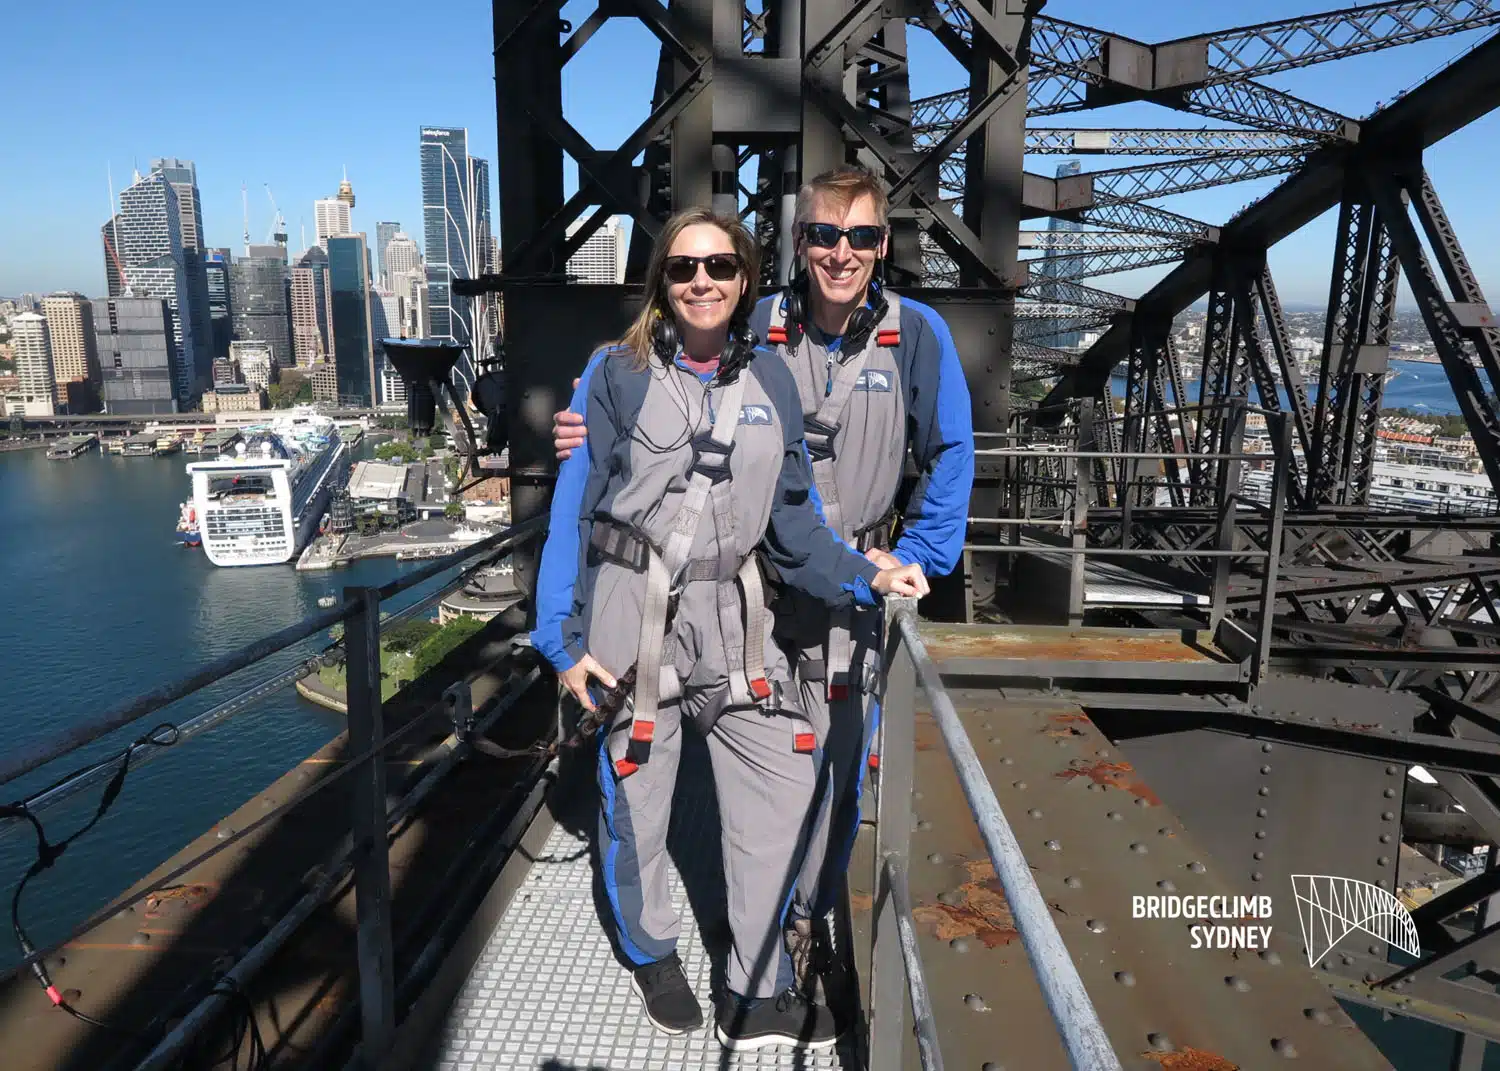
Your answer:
[616,208,761,370]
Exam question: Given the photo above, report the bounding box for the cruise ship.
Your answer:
[183,411,346,567]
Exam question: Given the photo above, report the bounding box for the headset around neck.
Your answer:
[781,259,888,354]
[651,306,758,384]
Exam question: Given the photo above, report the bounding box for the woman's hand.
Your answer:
[872,564,930,599]
[559,653,617,712]
[554,379,587,459]
[864,548,901,570]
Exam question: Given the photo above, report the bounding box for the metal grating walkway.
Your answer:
[431,742,858,1071]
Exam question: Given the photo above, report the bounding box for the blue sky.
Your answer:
[2,0,1496,306]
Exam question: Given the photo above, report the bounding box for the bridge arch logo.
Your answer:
[1291,875,1421,968]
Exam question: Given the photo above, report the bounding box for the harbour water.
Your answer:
[0,438,464,967]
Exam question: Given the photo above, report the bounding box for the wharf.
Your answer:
[45,434,97,460]
[121,431,158,456]
[195,428,243,457]
[295,518,496,571]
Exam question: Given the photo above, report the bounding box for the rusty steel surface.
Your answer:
[0,627,553,1071]
[848,689,1393,1071]
[920,624,1244,684]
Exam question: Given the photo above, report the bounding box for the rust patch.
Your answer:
[1141,1048,1239,1070]
[142,883,215,919]
[1043,727,1084,738]
[848,891,873,914]
[921,625,1218,665]
[912,860,1018,948]
[1050,713,1090,723]
[914,712,939,752]
[1055,758,1162,806]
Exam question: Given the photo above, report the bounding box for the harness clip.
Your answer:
[803,418,838,463]
[691,433,735,482]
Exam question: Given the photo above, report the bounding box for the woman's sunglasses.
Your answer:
[663,253,742,284]
[800,223,885,250]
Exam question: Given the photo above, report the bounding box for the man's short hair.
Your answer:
[794,165,889,231]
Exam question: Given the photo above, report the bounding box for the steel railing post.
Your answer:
[344,586,396,1062]
[870,595,919,1071]
[1253,415,1291,685]
[1070,400,1094,627]
[1209,400,1246,635]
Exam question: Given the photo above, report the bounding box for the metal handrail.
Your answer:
[882,854,946,1071]
[882,601,1124,1071]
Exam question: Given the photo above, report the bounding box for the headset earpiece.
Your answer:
[650,307,678,363]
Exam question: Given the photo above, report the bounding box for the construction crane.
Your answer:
[241,182,250,255]
[264,185,288,250]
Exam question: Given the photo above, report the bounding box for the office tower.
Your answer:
[41,292,101,413]
[150,158,214,390]
[370,289,403,406]
[566,216,627,284]
[10,312,57,416]
[212,357,239,386]
[1040,160,1085,351]
[315,198,352,250]
[421,126,492,388]
[391,267,428,338]
[101,217,124,297]
[16,293,42,312]
[203,248,233,362]
[290,267,324,365]
[95,296,179,415]
[108,171,200,402]
[385,233,420,279]
[376,222,400,287]
[294,246,334,358]
[327,233,376,407]
[230,340,275,391]
[229,248,292,368]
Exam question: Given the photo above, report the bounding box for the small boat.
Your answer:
[317,594,337,609]
[176,501,201,547]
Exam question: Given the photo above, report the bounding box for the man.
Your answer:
[553,165,974,1001]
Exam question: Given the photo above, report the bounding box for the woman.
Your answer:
[531,208,927,1052]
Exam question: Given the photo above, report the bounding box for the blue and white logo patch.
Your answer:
[739,404,774,425]
[854,369,893,392]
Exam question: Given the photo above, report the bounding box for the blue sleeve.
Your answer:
[892,303,974,576]
[530,351,607,671]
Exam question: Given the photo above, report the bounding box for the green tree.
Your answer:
[411,615,487,679]
[268,370,312,409]
[383,618,440,653]
[374,440,419,463]
[444,501,465,520]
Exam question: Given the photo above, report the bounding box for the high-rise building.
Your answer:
[385,233,420,279]
[11,313,57,417]
[376,222,400,288]
[41,292,100,413]
[107,171,201,402]
[289,267,323,365]
[566,216,627,284]
[1041,160,1086,351]
[230,249,292,368]
[391,268,428,339]
[293,246,334,362]
[421,126,492,388]
[151,159,215,394]
[101,217,124,297]
[96,296,179,415]
[314,198,352,250]
[327,234,376,407]
[230,340,275,391]
[203,248,233,362]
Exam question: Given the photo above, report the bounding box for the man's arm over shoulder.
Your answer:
[892,300,975,576]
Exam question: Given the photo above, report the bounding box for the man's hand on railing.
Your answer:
[560,653,616,713]
[872,564,929,599]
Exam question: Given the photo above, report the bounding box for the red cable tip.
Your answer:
[45,985,63,1006]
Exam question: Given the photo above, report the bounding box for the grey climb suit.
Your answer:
[531,343,881,999]
[748,290,975,923]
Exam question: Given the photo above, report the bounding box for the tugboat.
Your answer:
[176,501,202,548]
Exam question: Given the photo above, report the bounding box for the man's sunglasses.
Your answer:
[663,253,742,284]
[800,223,886,251]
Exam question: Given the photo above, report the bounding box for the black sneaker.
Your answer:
[715,986,841,1051]
[630,953,704,1034]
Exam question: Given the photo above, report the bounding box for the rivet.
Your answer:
[1385,765,1399,775]
[63,988,82,1003]
[1055,738,1070,748]
[1158,827,1171,836]
[217,828,235,839]
[964,994,989,1011]
[1086,919,1107,933]
[982,1064,1003,1071]
[1368,945,1381,956]
[1383,787,1396,799]
[1114,970,1136,986]
[937,891,961,906]
[914,792,924,800]
[1146,1032,1173,1053]
[1260,765,1272,775]
[1256,808,1268,818]
[1378,856,1390,866]
[1045,840,1061,851]
[1064,876,1082,888]
[1305,1008,1333,1026]
[1134,797,1149,807]
[1376,878,1389,889]
[989,736,1002,745]
[1261,743,1273,753]
[1157,880,1176,892]
[1260,949,1281,965]
[1014,781,1028,790]
[1255,830,1267,839]
[1381,811,1395,821]
[1107,811,1122,821]
[1380,834,1392,844]
[1227,976,1251,992]
[982,722,993,730]
[1258,787,1271,797]
[1096,749,1109,757]
[1029,809,1043,819]
[1002,757,1015,766]
[1341,954,1354,966]
[1130,843,1148,854]
[1272,1038,1299,1058]
[928,853,945,865]
[1252,872,1263,882]
[917,820,933,831]
[131,932,151,946]
[1253,851,1265,860]
[950,938,969,953]
[1188,862,1206,873]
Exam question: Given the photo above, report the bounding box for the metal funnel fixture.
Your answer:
[380,338,466,437]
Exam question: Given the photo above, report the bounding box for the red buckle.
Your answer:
[876,329,900,346]
[750,678,772,700]
[794,732,817,753]
[829,683,849,701]
[615,758,639,777]
[868,753,880,770]
[768,326,788,344]
[631,720,655,743]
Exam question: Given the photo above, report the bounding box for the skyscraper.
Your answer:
[385,233,420,279]
[293,246,334,361]
[1041,160,1086,351]
[150,158,214,391]
[96,297,178,415]
[11,313,57,417]
[230,340,275,391]
[108,170,201,403]
[376,222,400,288]
[315,198,352,250]
[391,268,428,338]
[421,126,492,388]
[101,216,124,297]
[41,292,101,413]
[203,248,233,362]
[230,247,293,368]
[567,216,627,284]
[327,234,376,407]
